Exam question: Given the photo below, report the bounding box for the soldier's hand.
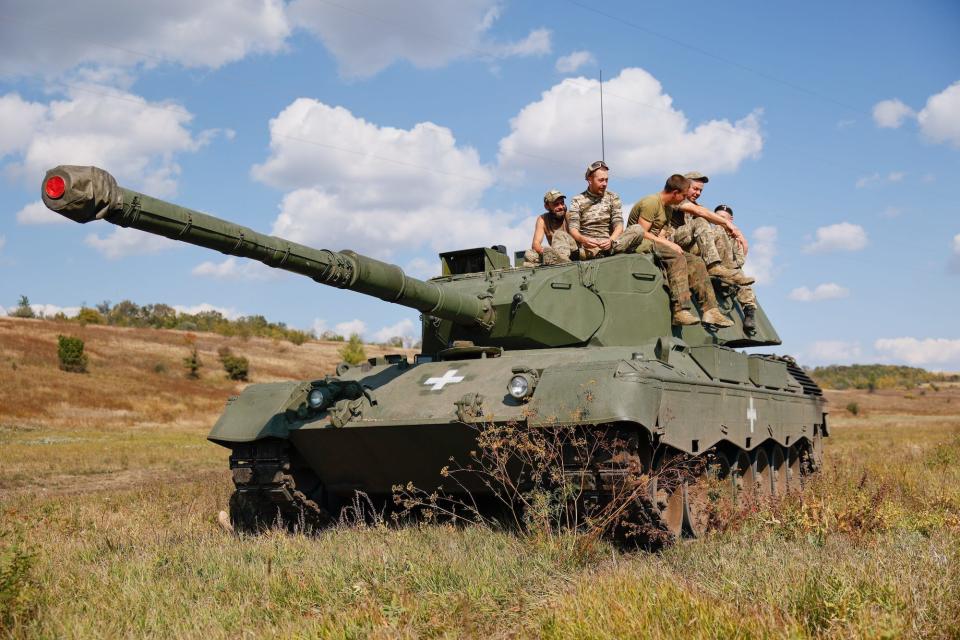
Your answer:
[663,239,683,254]
[597,237,612,250]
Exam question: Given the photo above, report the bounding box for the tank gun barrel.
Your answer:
[41,165,493,328]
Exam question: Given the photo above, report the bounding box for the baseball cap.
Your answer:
[543,189,565,205]
[584,160,609,178]
[683,171,709,183]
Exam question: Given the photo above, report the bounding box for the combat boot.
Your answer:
[672,308,700,326]
[742,305,757,334]
[729,269,755,286]
[706,263,740,285]
[701,307,734,328]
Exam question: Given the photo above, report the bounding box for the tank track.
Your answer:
[226,431,819,544]
[227,440,330,533]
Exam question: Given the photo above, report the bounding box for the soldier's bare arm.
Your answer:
[638,217,682,254]
[530,216,547,254]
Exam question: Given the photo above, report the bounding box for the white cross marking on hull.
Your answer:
[747,396,757,433]
[424,369,465,391]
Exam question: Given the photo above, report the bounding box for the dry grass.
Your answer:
[1,318,959,638]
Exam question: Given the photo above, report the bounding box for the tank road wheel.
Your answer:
[650,453,685,540]
[733,450,755,506]
[752,447,773,499]
[770,444,788,497]
[684,450,735,538]
[787,444,804,492]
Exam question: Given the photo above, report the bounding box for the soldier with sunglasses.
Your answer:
[567,160,644,259]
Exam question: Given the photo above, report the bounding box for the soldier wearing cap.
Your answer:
[567,161,644,259]
[523,189,578,266]
[713,203,760,332]
[627,174,733,327]
[672,171,752,286]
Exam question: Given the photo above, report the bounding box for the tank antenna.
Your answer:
[599,69,606,162]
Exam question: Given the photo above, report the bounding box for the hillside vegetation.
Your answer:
[809,364,959,390]
[1,317,959,638]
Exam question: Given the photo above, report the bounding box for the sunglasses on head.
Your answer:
[588,160,608,172]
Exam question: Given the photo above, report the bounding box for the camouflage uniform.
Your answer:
[568,189,642,258]
[671,200,724,267]
[628,194,719,313]
[523,218,578,266]
[711,224,757,308]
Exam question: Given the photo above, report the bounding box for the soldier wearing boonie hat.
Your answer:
[523,189,578,267]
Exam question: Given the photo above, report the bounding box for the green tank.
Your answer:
[41,165,827,541]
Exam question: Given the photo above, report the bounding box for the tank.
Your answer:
[41,165,827,541]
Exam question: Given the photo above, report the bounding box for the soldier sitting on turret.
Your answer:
[627,175,734,328]
[523,190,578,266]
[567,160,644,259]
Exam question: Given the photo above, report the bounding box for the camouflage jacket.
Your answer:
[568,190,623,240]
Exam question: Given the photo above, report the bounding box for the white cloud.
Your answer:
[15,200,67,225]
[556,50,596,74]
[855,173,880,189]
[404,257,440,280]
[371,318,419,346]
[253,98,532,256]
[874,338,960,368]
[192,257,280,281]
[917,81,960,148]
[84,228,176,260]
[805,340,862,364]
[335,319,368,338]
[873,81,960,149]
[497,68,763,181]
[289,0,550,78]
[0,0,290,77]
[887,171,905,182]
[0,235,5,252]
[788,283,849,302]
[0,306,6,316]
[742,225,777,285]
[2,87,207,197]
[872,99,915,129]
[173,303,241,320]
[953,234,960,255]
[803,223,868,253]
[29,303,81,318]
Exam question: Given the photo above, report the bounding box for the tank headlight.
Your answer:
[308,387,332,410]
[508,374,532,399]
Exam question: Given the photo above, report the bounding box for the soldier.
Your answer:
[714,203,759,332]
[672,172,752,286]
[627,174,733,327]
[567,160,644,259]
[523,189,578,266]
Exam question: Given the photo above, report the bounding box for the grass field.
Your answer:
[2,317,959,638]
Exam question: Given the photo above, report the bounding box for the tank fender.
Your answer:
[524,359,661,429]
[207,381,311,444]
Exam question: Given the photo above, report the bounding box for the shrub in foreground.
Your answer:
[56,335,88,373]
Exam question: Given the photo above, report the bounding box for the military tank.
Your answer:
[40,165,827,541]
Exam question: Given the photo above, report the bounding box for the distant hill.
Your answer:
[809,364,959,390]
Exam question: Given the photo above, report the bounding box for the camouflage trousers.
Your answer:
[638,238,718,311]
[673,215,722,267]
[712,225,757,308]
[523,228,578,266]
[575,224,647,260]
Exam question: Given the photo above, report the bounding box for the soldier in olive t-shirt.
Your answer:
[628,175,732,327]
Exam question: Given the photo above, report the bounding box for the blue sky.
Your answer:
[1,0,958,369]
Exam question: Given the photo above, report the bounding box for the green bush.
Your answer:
[0,534,37,630]
[846,402,859,416]
[339,333,367,365]
[218,347,249,381]
[9,296,35,319]
[183,345,202,379]
[57,335,88,373]
[76,307,104,325]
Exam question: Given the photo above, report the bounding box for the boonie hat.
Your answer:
[585,160,609,178]
[683,171,709,183]
[543,189,565,205]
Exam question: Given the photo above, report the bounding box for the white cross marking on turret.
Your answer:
[424,369,465,391]
[747,396,757,433]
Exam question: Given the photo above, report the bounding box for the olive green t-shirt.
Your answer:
[628,193,677,237]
